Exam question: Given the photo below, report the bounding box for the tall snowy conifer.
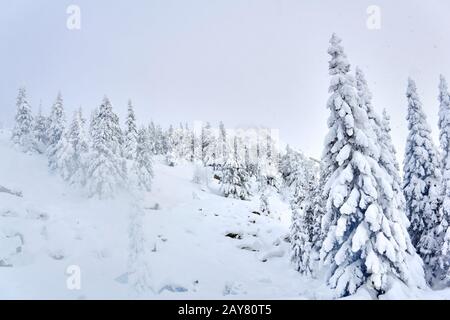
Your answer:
[124,100,138,160]
[131,128,154,192]
[87,96,126,199]
[403,78,442,265]
[68,109,90,186]
[12,87,34,152]
[220,136,251,200]
[319,34,421,297]
[33,104,49,153]
[436,75,450,281]
[47,92,66,171]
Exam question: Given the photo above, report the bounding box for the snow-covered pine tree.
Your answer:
[220,136,251,200]
[33,104,49,154]
[124,100,138,160]
[291,206,313,275]
[165,125,177,167]
[52,127,73,179]
[279,145,296,187]
[11,87,34,152]
[435,75,450,282]
[47,92,66,171]
[215,121,228,168]
[128,201,152,295]
[380,109,406,221]
[87,96,126,199]
[403,78,442,266]
[355,67,382,151]
[68,109,90,186]
[154,124,165,155]
[131,128,154,192]
[290,155,321,275]
[201,122,216,166]
[147,122,157,155]
[244,144,257,178]
[319,34,421,297]
[356,69,406,217]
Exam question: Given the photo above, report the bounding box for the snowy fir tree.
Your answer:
[128,201,152,295]
[220,137,251,200]
[257,158,281,192]
[33,104,49,154]
[279,145,297,188]
[201,122,216,166]
[380,109,406,222]
[403,78,442,268]
[47,92,66,171]
[124,100,138,160]
[356,68,407,221]
[291,158,321,276]
[131,128,154,192]
[87,96,126,199]
[214,121,228,169]
[259,187,270,215]
[52,128,74,180]
[355,67,383,150]
[319,34,421,297]
[291,197,315,275]
[12,87,34,152]
[436,75,450,282]
[68,109,90,186]
[165,125,177,167]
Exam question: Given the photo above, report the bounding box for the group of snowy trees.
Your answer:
[290,34,450,298]
[403,76,450,284]
[12,91,154,199]
[12,88,305,206]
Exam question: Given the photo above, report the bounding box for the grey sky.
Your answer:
[1,0,450,159]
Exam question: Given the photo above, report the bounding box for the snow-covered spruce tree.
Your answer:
[87,96,126,199]
[356,69,405,213]
[220,136,251,200]
[259,186,270,215]
[291,206,313,275]
[244,144,258,178]
[201,122,216,166]
[147,122,157,155]
[403,78,442,265]
[355,68,382,148]
[356,68,416,265]
[131,128,154,192]
[52,127,74,180]
[124,100,138,160]
[68,109,90,186]
[165,125,177,166]
[47,92,66,171]
[33,104,49,154]
[436,75,450,282]
[290,156,321,275]
[279,145,296,188]
[128,201,152,295]
[319,34,421,297]
[215,121,228,168]
[380,109,406,222]
[257,157,281,192]
[12,87,34,152]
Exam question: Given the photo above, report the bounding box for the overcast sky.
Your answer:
[1,0,450,159]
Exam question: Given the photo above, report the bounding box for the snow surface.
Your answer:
[0,129,449,300]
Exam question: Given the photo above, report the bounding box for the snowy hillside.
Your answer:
[0,129,319,299]
[1,129,450,300]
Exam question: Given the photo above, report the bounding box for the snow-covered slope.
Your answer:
[0,129,329,299]
[1,129,450,300]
